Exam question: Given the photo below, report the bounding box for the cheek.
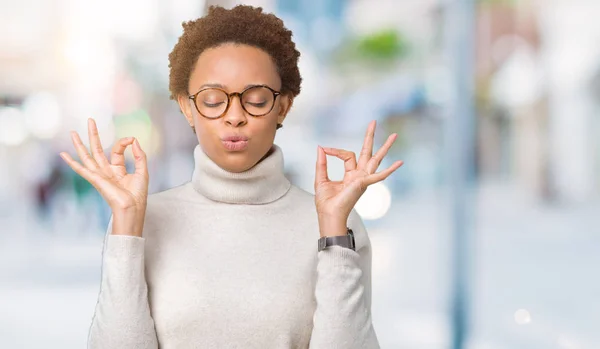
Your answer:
[256,117,278,132]
[193,119,217,140]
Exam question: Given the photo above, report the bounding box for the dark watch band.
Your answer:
[318,228,356,251]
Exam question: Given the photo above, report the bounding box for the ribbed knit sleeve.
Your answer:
[87,216,159,349]
[309,209,380,349]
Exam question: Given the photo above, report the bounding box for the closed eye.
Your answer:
[204,101,225,108]
[246,101,267,107]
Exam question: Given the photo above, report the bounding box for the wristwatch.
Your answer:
[318,228,355,251]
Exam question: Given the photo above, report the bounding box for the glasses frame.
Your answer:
[188,84,281,119]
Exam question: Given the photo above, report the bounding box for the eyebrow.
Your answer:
[197,83,268,90]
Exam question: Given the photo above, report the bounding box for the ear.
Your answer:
[177,94,195,126]
[277,93,293,124]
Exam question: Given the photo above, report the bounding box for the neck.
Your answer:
[191,144,291,204]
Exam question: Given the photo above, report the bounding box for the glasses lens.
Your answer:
[196,89,228,118]
[241,86,275,116]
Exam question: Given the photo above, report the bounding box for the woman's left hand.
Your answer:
[314,120,404,237]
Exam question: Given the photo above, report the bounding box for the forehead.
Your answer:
[189,43,281,92]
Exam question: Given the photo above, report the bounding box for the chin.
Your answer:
[221,155,256,173]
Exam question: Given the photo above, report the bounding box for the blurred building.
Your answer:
[1,0,600,348]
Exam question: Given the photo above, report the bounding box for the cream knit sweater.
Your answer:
[87,144,380,349]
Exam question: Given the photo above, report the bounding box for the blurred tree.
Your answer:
[331,28,408,69]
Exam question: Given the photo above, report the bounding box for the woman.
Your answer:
[59,5,402,349]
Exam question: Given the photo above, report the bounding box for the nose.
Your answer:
[223,94,247,127]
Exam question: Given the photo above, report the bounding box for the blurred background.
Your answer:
[1,0,599,348]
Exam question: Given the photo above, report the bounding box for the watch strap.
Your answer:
[318,228,355,251]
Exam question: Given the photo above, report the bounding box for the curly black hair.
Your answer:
[168,5,302,100]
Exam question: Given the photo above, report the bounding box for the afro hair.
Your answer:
[168,5,302,100]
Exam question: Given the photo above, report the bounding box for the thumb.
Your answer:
[314,145,329,187]
[132,138,148,178]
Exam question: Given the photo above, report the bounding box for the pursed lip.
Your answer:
[221,134,249,142]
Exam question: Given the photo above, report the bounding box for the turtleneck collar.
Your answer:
[191,144,292,204]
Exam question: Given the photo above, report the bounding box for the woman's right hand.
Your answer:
[60,118,149,237]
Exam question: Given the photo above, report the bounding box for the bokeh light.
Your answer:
[0,107,28,146]
[22,92,63,140]
[514,309,532,325]
[355,182,392,220]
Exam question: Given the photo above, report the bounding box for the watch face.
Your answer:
[318,237,327,251]
[347,229,355,246]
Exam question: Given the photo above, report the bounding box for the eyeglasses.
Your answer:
[188,85,281,119]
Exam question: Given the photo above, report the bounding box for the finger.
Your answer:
[60,152,119,200]
[366,133,398,174]
[132,138,148,178]
[364,160,404,186]
[59,152,99,184]
[71,131,99,170]
[321,147,357,173]
[358,120,376,169]
[87,118,110,169]
[110,137,135,168]
[314,145,329,187]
